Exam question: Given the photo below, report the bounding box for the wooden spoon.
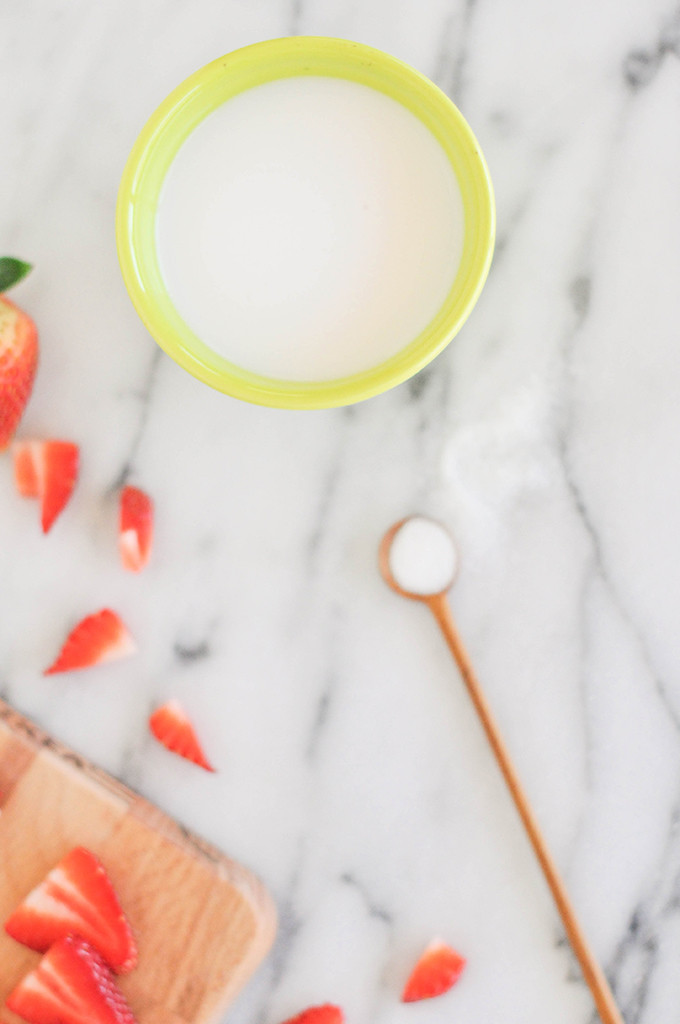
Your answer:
[379,516,624,1024]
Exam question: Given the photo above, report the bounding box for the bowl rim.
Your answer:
[116,36,495,409]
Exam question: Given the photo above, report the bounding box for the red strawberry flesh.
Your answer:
[5,846,137,973]
[6,934,137,1024]
[12,439,79,533]
[14,443,39,497]
[0,296,38,450]
[44,609,135,676]
[401,940,466,1002]
[149,699,215,772]
[40,440,79,533]
[280,1006,345,1024]
[119,485,153,572]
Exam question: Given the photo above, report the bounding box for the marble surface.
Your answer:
[2,1,680,1022]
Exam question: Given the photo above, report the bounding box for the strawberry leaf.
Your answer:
[0,257,32,292]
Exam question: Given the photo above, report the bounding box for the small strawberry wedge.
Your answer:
[45,609,135,676]
[13,439,79,533]
[14,442,39,497]
[6,934,137,1024]
[149,699,215,772]
[401,940,466,1002]
[0,295,38,450]
[280,1006,344,1024]
[119,485,153,572]
[5,846,137,973]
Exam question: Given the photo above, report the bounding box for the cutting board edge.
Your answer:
[0,697,279,990]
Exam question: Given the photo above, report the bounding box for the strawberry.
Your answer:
[44,609,135,676]
[149,700,215,772]
[0,296,38,450]
[13,440,79,533]
[6,934,137,1024]
[5,846,137,973]
[119,485,153,572]
[401,940,466,1002]
[14,442,39,497]
[280,1006,344,1024]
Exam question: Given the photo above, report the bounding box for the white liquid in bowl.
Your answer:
[155,76,464,382]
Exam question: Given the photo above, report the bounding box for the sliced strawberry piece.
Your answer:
[149,700,215,772]
[0,296,38,450]
[5,846,137,973]
[14,442,39,497]
[280,1006,344,1024]
[401,940,466,1002]
[13,439,79,533]
[44,609,135,676]
[6,934,137,1024]
[40,441,79,533]
[119,485,154,572]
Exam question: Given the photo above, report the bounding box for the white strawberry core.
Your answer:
[27,441,47,496]
[120,528,141,567]
[99,629,137,665]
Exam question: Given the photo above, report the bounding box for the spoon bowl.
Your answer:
[379,515,459,601]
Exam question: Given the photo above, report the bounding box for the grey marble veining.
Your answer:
[2,1,680,1022]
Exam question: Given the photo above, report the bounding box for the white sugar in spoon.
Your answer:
[379,516,624,1024]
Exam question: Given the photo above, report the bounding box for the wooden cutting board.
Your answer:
[0,699,277,1024]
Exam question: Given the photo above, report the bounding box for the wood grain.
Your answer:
[0,699,277,1024]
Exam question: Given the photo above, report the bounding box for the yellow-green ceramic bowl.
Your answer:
[116,37,495,409]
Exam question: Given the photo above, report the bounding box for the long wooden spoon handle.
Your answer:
[427,592,624,1024]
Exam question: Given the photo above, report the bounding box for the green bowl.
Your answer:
[116,37,495,409]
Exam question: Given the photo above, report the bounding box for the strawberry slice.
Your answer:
[5,846,137,973]
[13,440,79,533]
[6,934,137,1024]
[44,609,135,676]
[14,442,39,497]
[0,296,38,450]
[149,700,215,772]
[402,940,466,1002]
[119,485,153,572]
[280,1006,344,1024]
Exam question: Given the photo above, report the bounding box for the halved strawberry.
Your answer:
[119,485,153,572]
[44,609,135,676]
[0,295,38,450]
[280,1006,344,1024]
[13,440,79,533]
[401,940,466,1002]
[5,846,137,973]
[6,934,137,1024]
[149,700,215,772]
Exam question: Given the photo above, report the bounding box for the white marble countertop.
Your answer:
[2,1,680,1022]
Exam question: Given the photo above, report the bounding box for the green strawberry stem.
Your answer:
[0,257,32,292]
